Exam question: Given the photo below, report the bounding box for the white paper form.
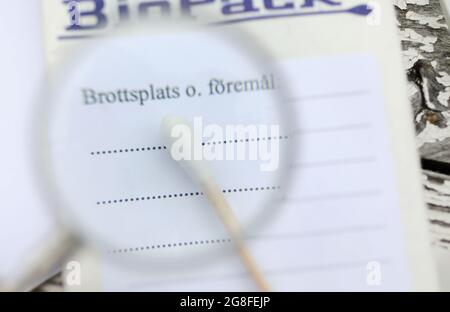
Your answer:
[0,0,56,286]
[96,54,411,291]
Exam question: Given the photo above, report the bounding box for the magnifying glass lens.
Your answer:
[42,24,293,270]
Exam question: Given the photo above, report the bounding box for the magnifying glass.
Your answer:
[30,20,297,291]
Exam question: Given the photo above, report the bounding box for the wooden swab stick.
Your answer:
[160,115,271,292]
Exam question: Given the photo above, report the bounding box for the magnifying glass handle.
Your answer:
[161,115,271,292]
[0,230,79,292]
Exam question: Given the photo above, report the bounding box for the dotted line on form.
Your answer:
[109,238,232,254]
[90,135,290,155]
[97,186,281,206]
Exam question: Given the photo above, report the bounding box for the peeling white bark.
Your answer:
[406,11,447,29]
[395,0,430,10]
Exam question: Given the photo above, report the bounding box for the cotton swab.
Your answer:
[160,115,271,292]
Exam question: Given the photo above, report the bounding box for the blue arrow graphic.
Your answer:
[212,4,374,26]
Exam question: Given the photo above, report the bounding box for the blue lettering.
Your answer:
[222,0,259,15]
[264,0,294,10]
[138,1,171,17]
[301,0,341,8]
[59,0,370,38]
[118,0,130,22]
[64,0,107,30]
[180,0,215,18]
